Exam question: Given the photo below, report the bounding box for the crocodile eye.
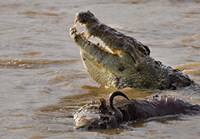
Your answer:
[77,13,88,23]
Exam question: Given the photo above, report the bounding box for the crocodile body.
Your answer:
[74,91,200,130]
[70,11,195,90]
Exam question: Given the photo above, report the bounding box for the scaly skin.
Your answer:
[74,91,200,130]
[70,11,194,89]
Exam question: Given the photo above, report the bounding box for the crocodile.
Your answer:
[74,91,200,130]
[69,11,196,90]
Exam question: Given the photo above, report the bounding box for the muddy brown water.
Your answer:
[0,0,200,139]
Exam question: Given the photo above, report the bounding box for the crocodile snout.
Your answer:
[75,11,98,24]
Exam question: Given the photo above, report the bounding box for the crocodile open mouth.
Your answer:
[70,10,137,58]
[70,11,151,61]
[70,23,115,55]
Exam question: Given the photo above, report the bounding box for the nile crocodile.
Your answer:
[70,11,196,90]
[74,91,200,130]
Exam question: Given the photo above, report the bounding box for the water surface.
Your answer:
[0,0,200,139]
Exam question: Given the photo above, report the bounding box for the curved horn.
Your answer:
[109,91,129,120]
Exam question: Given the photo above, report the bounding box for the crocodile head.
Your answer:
[70,11,193,89]
[70,11,152,89]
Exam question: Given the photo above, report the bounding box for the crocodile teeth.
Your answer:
[95,42,100,46]
[74,18,78,23]
[85,29,92,40]
[80,30,85,35]
[95,42,104,49]
[70,25,78,36]
[72,24,77,29]
[87,33,92,40]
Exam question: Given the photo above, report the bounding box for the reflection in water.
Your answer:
[22,51,41,56]
[39,86,153,113]
[0,59,79,68]
[18,11,59,17]
[174,62,200,71]
[174,62,200,83]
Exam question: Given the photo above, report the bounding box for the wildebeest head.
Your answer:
[74,98,120,130]
[74,91,130,130]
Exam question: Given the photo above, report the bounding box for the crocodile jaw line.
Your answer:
[72,23,116,55]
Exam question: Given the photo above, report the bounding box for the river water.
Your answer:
[0,0,200,139]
